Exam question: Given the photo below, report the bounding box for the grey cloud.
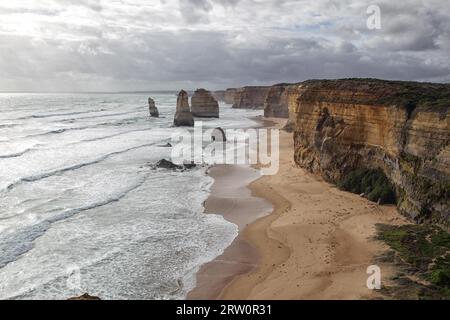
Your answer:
[0,0,449,92]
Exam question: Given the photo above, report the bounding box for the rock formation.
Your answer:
[68,293,101,300]
[174,90,194,127]
[148,97,159,117]
[191,89,220,118]
[232,86,271,109]
[224,88,238,104]
[291,79,450,225]
[263,84,292,118]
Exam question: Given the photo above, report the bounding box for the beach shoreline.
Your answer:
[189,117,409,300]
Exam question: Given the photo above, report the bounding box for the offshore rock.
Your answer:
[191,89,219,118]
[148,97,159,117]
[174,90,194,127]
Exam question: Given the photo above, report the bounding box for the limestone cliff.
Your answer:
[291,79,450,224]
[232,86,271,109]
[263,84,292,118]
[191,89,219,118]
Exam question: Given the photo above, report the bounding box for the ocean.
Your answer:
[0,93,261,300]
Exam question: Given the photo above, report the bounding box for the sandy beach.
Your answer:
[190,118,408,300]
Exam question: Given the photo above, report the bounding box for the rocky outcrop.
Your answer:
[174,90,194,127]
[191,89,219,118]
[232,86,271,109]
[148,97,159,117]
[224,88,238,104]
[291,79,450,225]
[68,293,101,300]
[263,84,292,118]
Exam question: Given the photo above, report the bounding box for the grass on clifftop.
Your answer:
[302,78,450,114]
[338,169,396,204]
[377,224,450,300]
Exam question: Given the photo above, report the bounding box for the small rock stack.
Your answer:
[148,97,159,117]
[191,88,219,118]
[174,90,194,127]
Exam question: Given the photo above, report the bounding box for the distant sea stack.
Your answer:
[232,86,271,109]
[148,97,159,117]
[191,89,219,118]
[174,90,194,127]
[291,79,450,225]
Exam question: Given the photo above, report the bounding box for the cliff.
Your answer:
[191,89,219,118]
[232,86,271,109]
[263,83,294,118]
[291,79,450,225]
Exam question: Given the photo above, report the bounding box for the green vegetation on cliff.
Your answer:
[377,224,450,299]
[338,169,396,204]
[302,78,450,113]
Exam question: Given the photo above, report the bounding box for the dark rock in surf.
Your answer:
[148,97,159,117]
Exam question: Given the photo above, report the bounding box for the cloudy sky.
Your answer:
[0,0,449,91]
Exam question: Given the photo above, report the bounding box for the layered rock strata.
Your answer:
[191,89,220,118]
[232,86,271,109]
[291,79,450,224]
[263,84,292,118]
[174,90,194,127]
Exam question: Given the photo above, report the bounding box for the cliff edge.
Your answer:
[291,79,450,225]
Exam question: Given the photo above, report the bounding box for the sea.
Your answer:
[0,92,261,300]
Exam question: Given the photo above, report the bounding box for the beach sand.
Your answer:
[188,165,272,300]
[189,118,408,300]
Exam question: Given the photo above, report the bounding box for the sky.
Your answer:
[0,0,449,92]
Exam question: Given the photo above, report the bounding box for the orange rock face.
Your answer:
[263,84,291,118]
[291,79,450,224]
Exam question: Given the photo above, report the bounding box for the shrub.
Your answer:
[338,168,396,204]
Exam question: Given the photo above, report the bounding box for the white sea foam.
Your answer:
[0,93,261,299]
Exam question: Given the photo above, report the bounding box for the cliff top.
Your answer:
[300,78,450,113]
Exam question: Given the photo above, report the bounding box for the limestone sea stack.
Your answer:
[148,97,159,117]
[174,90,194,127]
[191,89,219,118]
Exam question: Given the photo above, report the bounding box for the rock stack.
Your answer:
[191,89,219,118]
[148,97,159,117]
[174,90,194,127]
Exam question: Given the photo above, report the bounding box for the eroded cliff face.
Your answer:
[263,84,291,118]
[232,86,271,109]
[292,79,450,224]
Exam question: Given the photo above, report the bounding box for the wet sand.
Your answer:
[187,165,272,300]
[189,118,407,300]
